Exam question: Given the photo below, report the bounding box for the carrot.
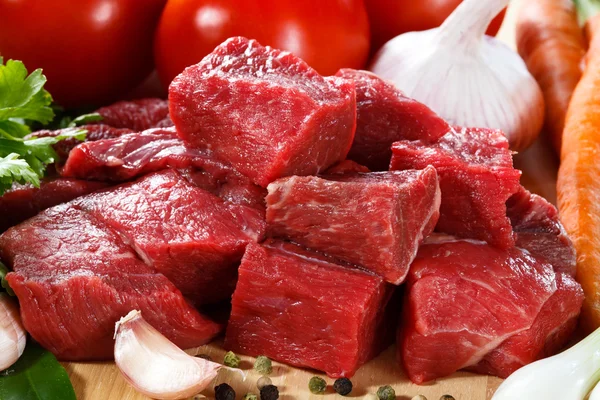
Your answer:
[516,0,586,155]
[557,13,600,333]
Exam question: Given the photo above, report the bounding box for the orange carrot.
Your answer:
[557,15,600,333]
[516,0,586,155]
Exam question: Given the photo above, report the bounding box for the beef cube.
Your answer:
[390,127,522,248]
[266,167,440,284]
[400,236,583,384]
[324,160,370,175]
[169,37,356,187]
[0,178,107,233]
[225,241,395,378]
[335,69,451,171]
[0,205,221,360]
[74,170,266,304]
[95,98,172,130]
[507,186,576,276]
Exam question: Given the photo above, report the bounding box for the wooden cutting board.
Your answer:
[63,1,552,398]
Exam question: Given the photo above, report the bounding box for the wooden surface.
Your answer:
[63,1,552,398]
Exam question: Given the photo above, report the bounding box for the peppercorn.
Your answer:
[257,376,272,390]
[243,393,259,400]
[412,396,427,400]
[254,355,273,375]
[308,376,327,394]
[215,383,236,400]
[439,396,455,400]
[260,384,279,400]
[223,351,241,368]
[197,354,212,361]
[377,385,396,400]
[333,378,353,396]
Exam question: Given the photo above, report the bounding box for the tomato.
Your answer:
[0,0,166,108]
[365,0,507,52]
[154,0,370,87]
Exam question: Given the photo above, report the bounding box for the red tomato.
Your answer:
[154,0,370,87]
[0,0,166,108]
[365,0,507,52]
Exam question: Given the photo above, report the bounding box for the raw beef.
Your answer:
[507,186,576,276]
[95,98,172,130]
[169,37,356,187]
[225,240,395,378]
[324,160,370,175]
[266,167,440,284]
[74,169,266,304]
[0,205,221,360]
[30,124,134,160]
[390,127,522,248]
[399,236,583,384]
[335,69,452,171]
[0,178,107,233]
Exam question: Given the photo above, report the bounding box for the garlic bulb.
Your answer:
[0,293,26,371]
[370,0,544,151]
[114,310,221,400]
[591,381,600,400]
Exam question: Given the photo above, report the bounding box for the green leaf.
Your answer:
[0,60,54,124]
[0,262,14,296]
[0,343,76,400]
[0,153,39,196]
[68,113,102,127]
[0,120,31,139]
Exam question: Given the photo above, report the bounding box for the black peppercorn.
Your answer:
[215,383,236,400]
[333,378,353,396]
[260,384,279,400]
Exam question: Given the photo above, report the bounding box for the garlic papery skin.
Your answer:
[590,380,600,400]
[114,310,221,400]
[0,293,26,371]
[492,327,600,400]
[369,0,544,151]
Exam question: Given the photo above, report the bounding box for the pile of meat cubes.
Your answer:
[0,37,583,384]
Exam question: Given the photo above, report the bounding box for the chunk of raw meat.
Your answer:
[225,241,395,378]
[0,178,108,233]
[169,37,356,187]
[266,167,440,284]
[29,124,134,160]
[399,236,582,384]
[467,272,583,378]
[335,69,452,171]
[507,186,576,276]
[0,205,221,360]
[74,170,266,304]
[95,98,172,130]
[390,127,522,248]
[324,160,370,175]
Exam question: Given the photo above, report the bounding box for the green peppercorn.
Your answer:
[215,383,235,400]
[308,376,327,394]
[260,384,279,400]
[377,385,396,400]
[243,393,258,400]
[223,351,241,368]
[254,355,273,375]
[411,396,427,400]
[333,378,353,396]
[257,376,272,390]
[439,396,455,400]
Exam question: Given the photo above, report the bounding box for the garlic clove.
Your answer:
[114,310,221,400]
[0,293,26,371]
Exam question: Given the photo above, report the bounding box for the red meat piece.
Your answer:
[95,98,172,130]
[390,127,522,248]
[74,170,266,304]
[225,241,395,378]
[324,160,370,175]
[0,205,221,360]
[266,167,440,284]
[507,186,576,276]
[400,236,582,384]
[169,37,356,187]
[0,178,107,232]
[335,69,452,171]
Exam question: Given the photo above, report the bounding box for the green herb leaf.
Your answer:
[0,343,76,400]
[0,262,14,296]
[575,0,600,24]
[68,113,102,127]
[0,154,39,196]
